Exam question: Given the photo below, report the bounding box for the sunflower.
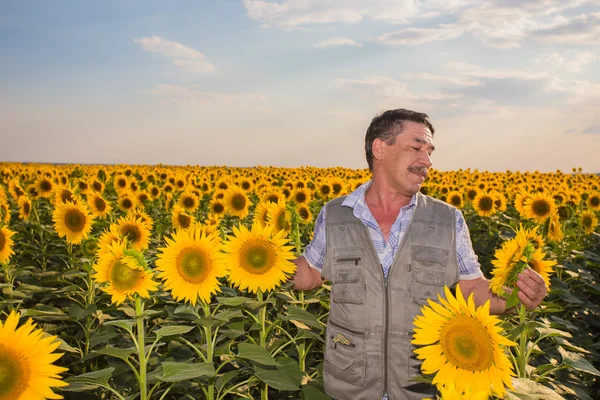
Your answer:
[117,193,137,213]
[0,226,16,264]
[412,285,515,398]
[261,189,282,204]
[88,193,112,218]
[148,184,161,200]
[223,223,296,294]
[53,185,77,205]
[209,199,226,217]
[490,226,555,296]
[491,191,507,212]
[172,206,195,231]
[97,225,124,256]
[113,174,129,193]
[473,192,496,217]
[267,201,292,235]
[513,190,530,217]
[156,228,228,305]
[587,192,600,211]
[178,191,200,213]
[17,196,32,221]
[0,202,10,225]
[35,177,54,198]
[523,192,555,224]
[580,210,598,235]
[297,205,313,225]
[52,201,95,244]
[115,214,151,251]
[93,241,158,305]
[292,188,312,207]
[0,311,68,399]
[446,191,463,209]
[557,205,572,222]
[546,213,564,244]
[135,191,149,207]
[222,187,249,219]
[90,179,104,193]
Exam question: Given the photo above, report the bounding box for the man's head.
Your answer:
[365,109,434,171]
[365,108,436,196]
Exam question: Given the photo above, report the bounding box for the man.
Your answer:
[291,109,547,400]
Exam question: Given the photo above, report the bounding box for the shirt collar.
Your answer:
[341,180,419,211]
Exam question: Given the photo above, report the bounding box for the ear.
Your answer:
[372,138,386,162]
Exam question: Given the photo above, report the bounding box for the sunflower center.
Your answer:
[532,200,550,217]
[266,194,279,203]
[241,241,276,274]
[450,195,462,207]
[0,345,30,398]
[231,194,246,211]
[212,203,224,214]
[109,260,143,291]
[93,182,103,191]
[299,208,309,220]
[582,216,592,228]
[61,191,74,203]
[183,197,195,208]
[151,188,159,196]
[320,185,331,195]
[121,199,133,209]
[295,192,307,203]
[65,209,86,232]
[95,197,106,211]
[40,180,52,192]
[242,181,251,190]
[121,225,141,243]
[23,202,31,214]
[590,196,600,207]
[440,315,494,372]
[478,196,494,212]
[178,213,191,229]
[0,232,5,251]
[176,247,211,283]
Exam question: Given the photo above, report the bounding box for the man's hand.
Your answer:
[291,256,324,291]
[516,268,548,310]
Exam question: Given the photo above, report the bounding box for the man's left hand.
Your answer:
[516,268,548,310]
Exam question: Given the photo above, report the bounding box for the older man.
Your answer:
[291,108,547,400]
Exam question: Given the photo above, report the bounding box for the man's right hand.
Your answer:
[291,256,325,291]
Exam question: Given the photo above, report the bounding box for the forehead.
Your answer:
[397,121,434,144]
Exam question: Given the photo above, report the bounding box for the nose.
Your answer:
[421,151,433,168]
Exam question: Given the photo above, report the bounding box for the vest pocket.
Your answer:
[410,245,449,267]
[332,269,365,304]
[324,321,366,387]
[409,266,446,305]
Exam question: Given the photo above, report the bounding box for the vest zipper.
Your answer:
[383,267,390,399]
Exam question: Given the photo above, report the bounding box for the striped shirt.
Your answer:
[305,180,483,281]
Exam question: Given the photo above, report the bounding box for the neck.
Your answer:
[365,178,414,214]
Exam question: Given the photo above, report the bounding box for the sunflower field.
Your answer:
[0,162,599,400]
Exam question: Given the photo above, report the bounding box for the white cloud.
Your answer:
[172,59,216,73]
[376,24,463,46]
[134,36,216,73]
[334,76,462,101]
[146,84,269,109]
[400,72,482,87]
[243,0,431,28]
[535,51,597,72]
[314,37,362,48]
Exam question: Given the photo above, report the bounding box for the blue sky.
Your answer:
[1,0,599,172]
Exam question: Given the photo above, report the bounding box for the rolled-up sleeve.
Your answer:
[303,207,327,272]
[455,209,484,280]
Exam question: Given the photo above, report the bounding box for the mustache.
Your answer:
[408,165,429,174]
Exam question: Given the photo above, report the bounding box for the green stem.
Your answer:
[517,304,528,378]
[258,290,268,400]
[135,296,148,400]
[203,302,215,400]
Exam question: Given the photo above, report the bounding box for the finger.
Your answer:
[516,279,537,308]
[522,268,546,286]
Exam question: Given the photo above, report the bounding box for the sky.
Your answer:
[1,0,599,172]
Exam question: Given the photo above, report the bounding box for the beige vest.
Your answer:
[321,193,460,400]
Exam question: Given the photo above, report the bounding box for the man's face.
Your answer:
[376,121,435,196]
